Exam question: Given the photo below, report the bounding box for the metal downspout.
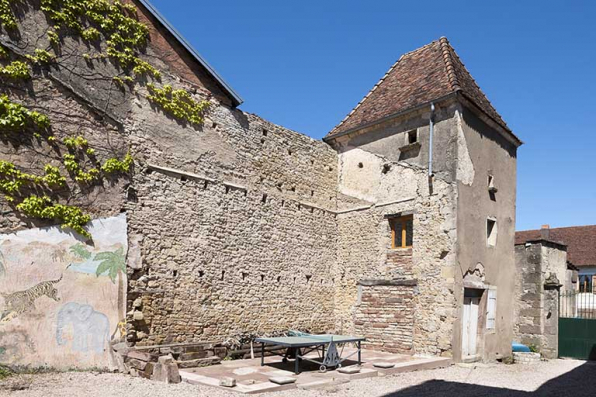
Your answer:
[428,102,435,178]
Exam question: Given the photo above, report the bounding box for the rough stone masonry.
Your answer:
[0,0,522,368]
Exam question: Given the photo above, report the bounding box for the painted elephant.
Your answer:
[56,302,110,354]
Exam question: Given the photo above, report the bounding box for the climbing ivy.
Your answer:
[0,61,30,79]
[63,135,88,149]
[101,152,133,174]
[43,164,67,186]
[39,0,160,78]
[147,84,210,125]
[16,195,92,238]
[0,95,50,130]
[0,0,18,30]
[0,0,211,238]
[25,49,55,65]
[0,160,66,195]
[62,153,100,184]
[113,75,134,88]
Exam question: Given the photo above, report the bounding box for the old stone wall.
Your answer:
[0,0,341,352]
[123,95,341,345]
[126,150,339,344]
[354,282,415,353]
[514,243,543,347]
[514,241,565,358]
[122,79,341,345]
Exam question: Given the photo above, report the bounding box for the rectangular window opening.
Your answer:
[407,130,418,144]
[390,215,413,249]
[487,218,497,247]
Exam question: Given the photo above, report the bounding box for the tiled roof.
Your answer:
[327,37,515,140]
[515,225,596,267]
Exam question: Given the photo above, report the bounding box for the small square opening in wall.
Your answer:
[487,218,497,247]
[407,129,418,144]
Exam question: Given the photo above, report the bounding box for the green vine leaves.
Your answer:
[1,0,211,125]
[0,95,134,239]
[0,0,212,238]
[147,84,210,126]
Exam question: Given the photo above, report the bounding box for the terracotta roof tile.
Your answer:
[515,225,596,267]
[327,37,513,140]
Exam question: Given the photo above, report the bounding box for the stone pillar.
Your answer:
[542,274,562,359]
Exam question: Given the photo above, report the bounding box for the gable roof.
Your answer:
[516,225,596,267]
[136,0,243,107]
[326,37,519,144]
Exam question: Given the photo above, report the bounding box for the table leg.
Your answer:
[261,343,265,367]
[358,341,361,365]
[322,345,326,365]
[295,349,300,374]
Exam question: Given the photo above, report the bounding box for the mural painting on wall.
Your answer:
[0,214,127,369]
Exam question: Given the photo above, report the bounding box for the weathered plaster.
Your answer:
[455,111,475,186]
[0,215,127,369]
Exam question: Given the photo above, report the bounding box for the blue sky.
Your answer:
[151,0,596,231]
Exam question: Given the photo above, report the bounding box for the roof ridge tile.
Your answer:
[439,37,461,91]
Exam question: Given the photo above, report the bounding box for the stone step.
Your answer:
[176,356,221,369]
[375,357,452,375]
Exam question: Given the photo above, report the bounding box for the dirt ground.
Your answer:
[1,359,595,397]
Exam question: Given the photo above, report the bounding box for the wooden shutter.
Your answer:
[486,289,497,330]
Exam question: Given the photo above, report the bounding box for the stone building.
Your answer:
[513,226,580,358]
[0,0,521,368]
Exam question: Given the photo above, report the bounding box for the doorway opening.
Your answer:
[462,288,484,360]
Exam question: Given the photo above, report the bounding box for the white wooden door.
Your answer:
[462,297,480,357]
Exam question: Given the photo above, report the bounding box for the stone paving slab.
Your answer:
[179,348,452,394]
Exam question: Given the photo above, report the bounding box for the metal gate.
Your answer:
[559,291,596,360]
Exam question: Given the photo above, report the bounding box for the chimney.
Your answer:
[541,225,550,240]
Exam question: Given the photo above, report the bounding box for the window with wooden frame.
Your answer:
[390,215,413,248]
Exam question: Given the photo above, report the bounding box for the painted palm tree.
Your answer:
[94,247,126,283]
[70,244,126,321]
[95,247,126,322]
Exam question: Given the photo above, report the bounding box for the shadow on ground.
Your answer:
[384,362,596,397]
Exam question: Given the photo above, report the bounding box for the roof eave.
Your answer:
[323,92,459,143]
[136,0,244,107]
[515,238,567,250]
[457,92,523,148]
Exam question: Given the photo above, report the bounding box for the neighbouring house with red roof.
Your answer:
[516,225,596,292]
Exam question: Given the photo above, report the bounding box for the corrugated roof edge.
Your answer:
[136,0,244,107]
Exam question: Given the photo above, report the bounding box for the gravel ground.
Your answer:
[0,359,594,397]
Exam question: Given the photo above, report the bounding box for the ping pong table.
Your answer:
[255,334,365,374]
